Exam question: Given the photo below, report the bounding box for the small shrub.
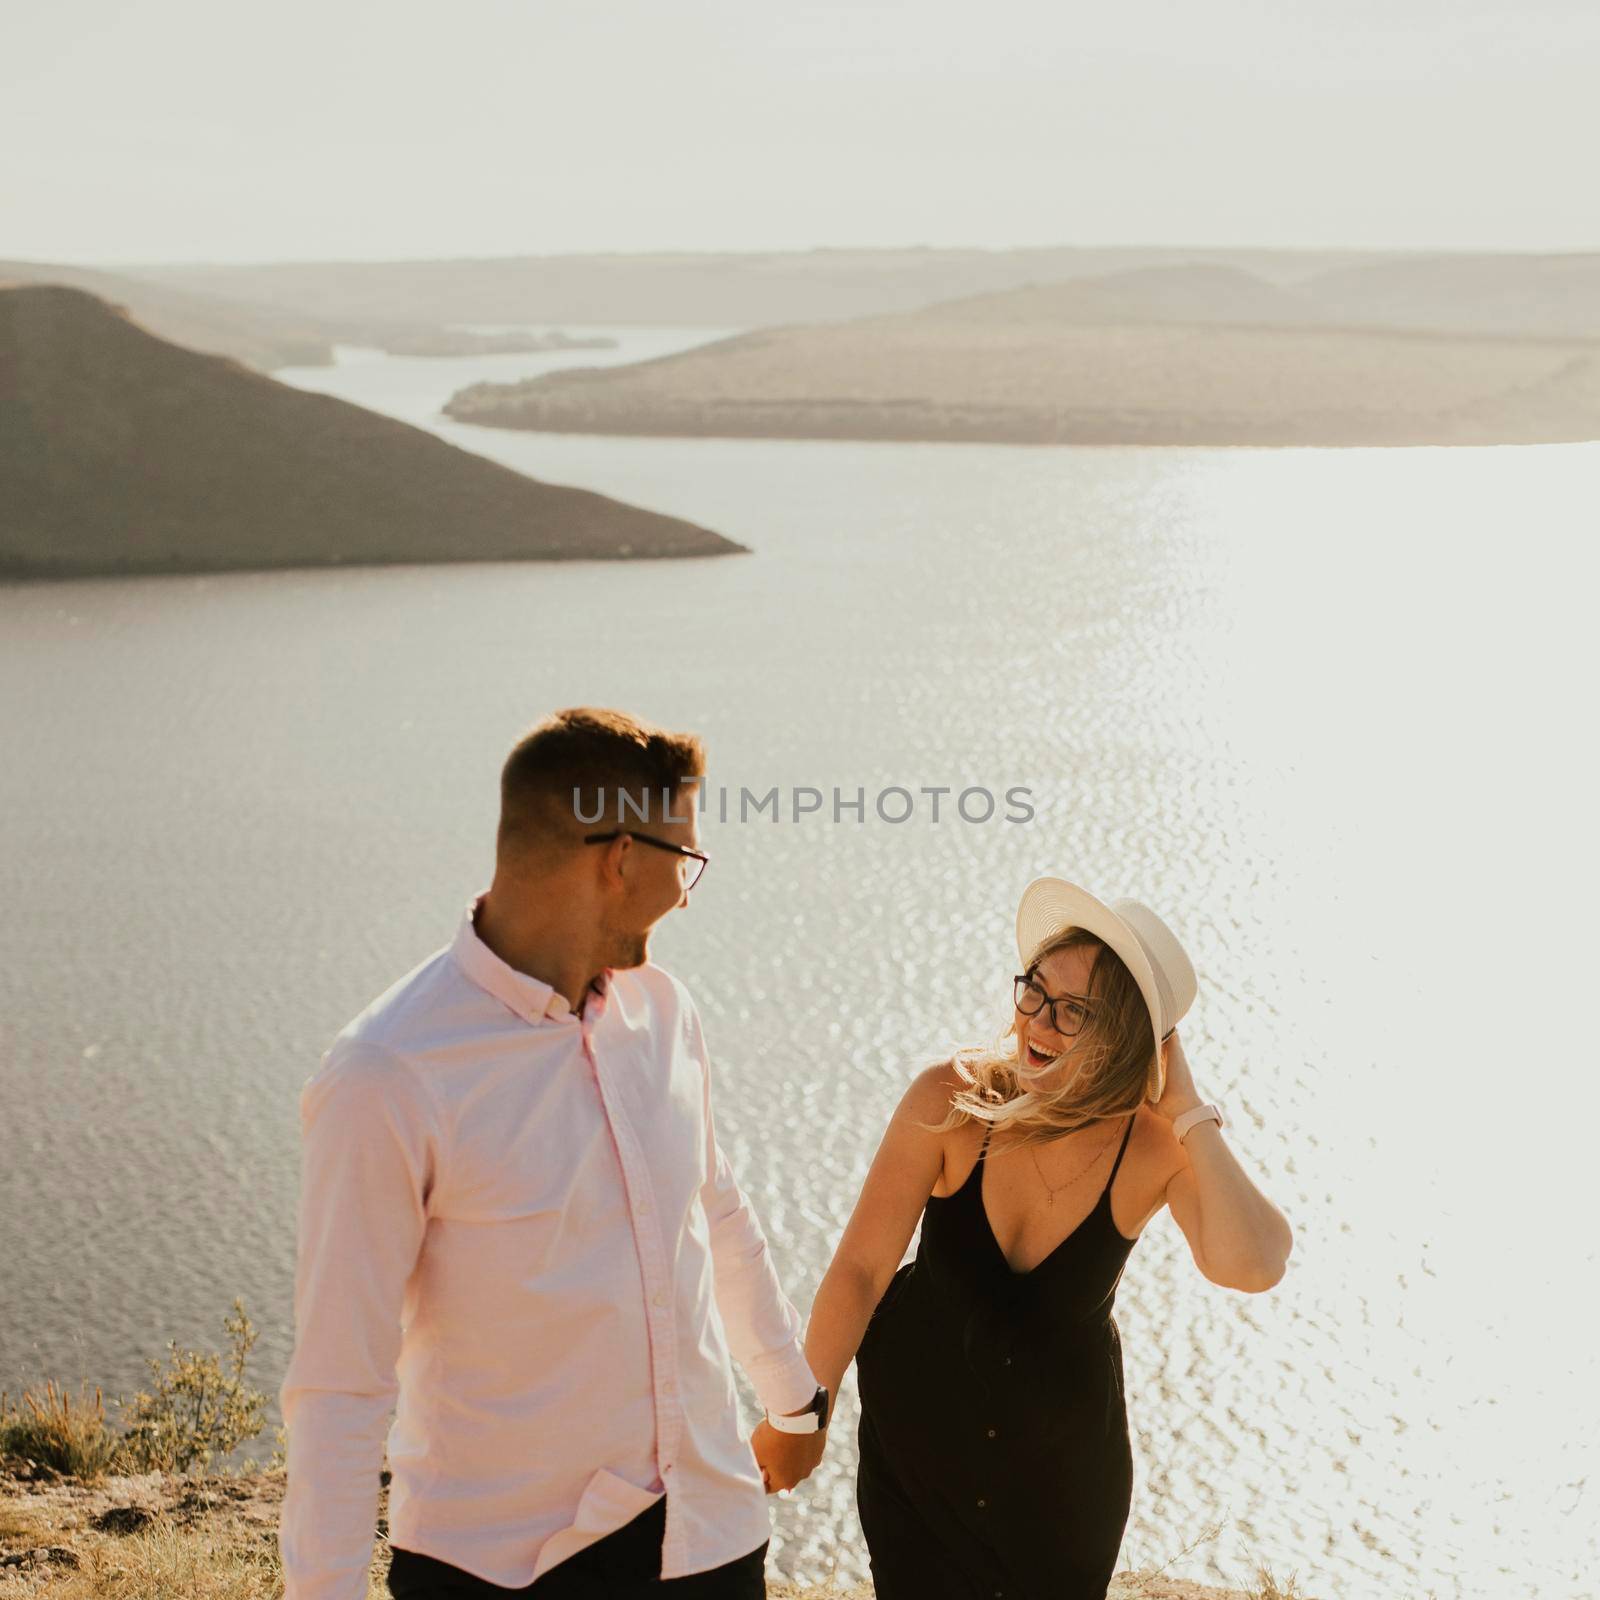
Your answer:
[119,1299,267,1475]
[0,1380,123,1481]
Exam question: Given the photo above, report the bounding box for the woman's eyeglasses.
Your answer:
[1012,972,1093,1036]
[584,830,710,891]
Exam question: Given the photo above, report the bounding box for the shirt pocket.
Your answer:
[531,1467,664,1581]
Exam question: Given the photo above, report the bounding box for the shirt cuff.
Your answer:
[746,1343,822,1418]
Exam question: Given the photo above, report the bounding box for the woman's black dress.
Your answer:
[856,1113,1141,1600]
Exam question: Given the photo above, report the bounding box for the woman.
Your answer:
[802,877,1294,1600]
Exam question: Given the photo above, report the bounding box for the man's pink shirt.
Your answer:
[278,894,819,1599]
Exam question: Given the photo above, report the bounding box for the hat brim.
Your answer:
[1015,876,1167,1103]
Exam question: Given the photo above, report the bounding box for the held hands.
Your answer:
[750,1417,827,1494]
[1152,1029,1206,1123]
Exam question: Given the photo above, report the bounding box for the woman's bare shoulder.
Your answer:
[900,1055,968,1118]
[1131,1101,1187,1159]
[898,1058,984,1193]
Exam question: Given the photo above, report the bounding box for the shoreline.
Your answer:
[0,544,751,586]
[436,400,1600,449]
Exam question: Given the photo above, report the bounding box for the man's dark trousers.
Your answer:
[386,1498,766,1599]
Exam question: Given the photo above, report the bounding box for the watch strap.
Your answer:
[1173,1102,1224,1143]
[765,1385,829,1434]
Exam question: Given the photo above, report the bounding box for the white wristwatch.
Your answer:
[1172,1102,1225,1143]
[765,1386,830,1434]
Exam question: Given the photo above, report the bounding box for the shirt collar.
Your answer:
[450,892,611,1027]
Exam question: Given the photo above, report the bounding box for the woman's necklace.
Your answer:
[1026,1121,1122,1207]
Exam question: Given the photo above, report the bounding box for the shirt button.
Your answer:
[987,1428,998,1438]
[653,1292,669,1308]
[976,1498,987,1509]
[1002,1356,1012,1366]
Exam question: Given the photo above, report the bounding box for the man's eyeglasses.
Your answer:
[1013,971,1094,1036]
[584,830,710,891]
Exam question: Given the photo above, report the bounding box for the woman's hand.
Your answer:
[1152,1029,1206,1122]
[751,1417,827,1493]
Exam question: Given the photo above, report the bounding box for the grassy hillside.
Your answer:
[441,263,1600,447]
[0,285,741,580]
[0,260,340,371]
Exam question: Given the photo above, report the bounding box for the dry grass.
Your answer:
[0,1504,54,1547]
[14,1519,284,1600]
[0,1389,121,1485]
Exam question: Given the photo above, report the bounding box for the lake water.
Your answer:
[2,327,1597,1599]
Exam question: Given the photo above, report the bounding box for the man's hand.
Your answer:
[751,1417,827,1493]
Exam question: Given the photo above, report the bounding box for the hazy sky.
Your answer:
[4,0,1597,265]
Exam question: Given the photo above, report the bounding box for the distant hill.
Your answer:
[919,263,1329,327]
[0,259,341,370]
[125,244,1403,330]
[126,243,1600,345]
[0,260,615,371]
[442,264,1600,448]
[1294,251,1600,340]
[0,285,740,580]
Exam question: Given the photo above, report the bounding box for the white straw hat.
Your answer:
[1015,877,1197,1103]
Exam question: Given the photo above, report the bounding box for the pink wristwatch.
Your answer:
[1173,1103,1225,1143]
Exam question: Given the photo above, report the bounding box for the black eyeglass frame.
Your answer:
[1012,970,1095,1036]
[583,829,710,890]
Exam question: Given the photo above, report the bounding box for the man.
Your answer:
[279,708,829,1600]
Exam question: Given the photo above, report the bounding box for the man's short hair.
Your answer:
[497,707,706,860]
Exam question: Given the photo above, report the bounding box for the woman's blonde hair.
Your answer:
[925,927,1157,1147]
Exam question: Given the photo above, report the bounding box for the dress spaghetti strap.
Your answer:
[1105,1112,1137,1190]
